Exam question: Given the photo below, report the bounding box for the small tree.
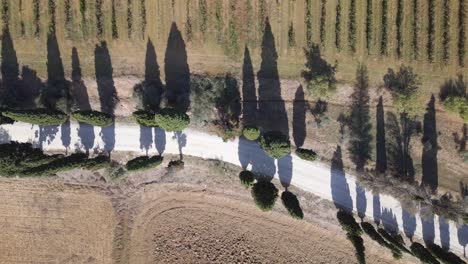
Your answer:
[337,210,362,236]
[133,110,158,127]
[296,148,318,161]
[242,126,261,141]
[301,44,337,98]
[251,180,278,211]
[281,191,304,219]
[155,108,190,132]
[239,170,255,188]
[383,65,421,116]
[260,131,291,159]
[72,110,113,127]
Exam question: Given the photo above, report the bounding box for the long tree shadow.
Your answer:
[257,18,289,135]
[164,22,190,113]
[72,48,95,154]
[293,85,306,148]
[458,224,468,257]
[278,154,292,188]
[373,193,381,225]
[241,46,257,127]
[95,41,117,154]
[402,209,417,241]
[43,27,70,111]
[330,145,353,211]
[376,96,387,173]
[61,120,71,154]
[356,183,367,221]
[421,95,438,192]
[1,26,20,107]
[140,126,153,155]
[37,126,59,149]
[422,213,435,245]
[20,66,42,108]
[439,217,450,250]
[155,127,166,155]
[381,208,399,233]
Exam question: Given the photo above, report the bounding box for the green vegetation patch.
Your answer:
[260,131,291,159]
[296,148,317,161]
[251,180,278,211]
[72,110,113,127]
[3,109,68,126]
[133,110,158,127]
[239,170,255,188]
[281,191,304,219]
[155,108,190,132]
[126,155,163,171]
[242,126,260,141]
[361,222,402,259]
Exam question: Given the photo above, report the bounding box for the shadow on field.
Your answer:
[95,41,117,154]
[241,46,257,126]
[375,96,387,173]
[421,95,438,192]
[1,26,19,107]
[293,85,306,148]
[164,22,190,113]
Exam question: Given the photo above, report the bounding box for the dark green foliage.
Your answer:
[302,44,337,98]
[64,0,72,36]
[439,75,467,121]
[260,131,291,159]
[335,0,342,50]
[34,0,40,36]
[199,0,208,35]
[155,108,190,132]
[239,170,255,188]
[296,148,317,161]
[72,110,113,127]
[281,191,304,219]
[126,155,163,171]
[410,242,441,264]
[133,110,157,127]
[384,66,421,97]
[0,142,53,176]
[365,0,373,52]
[127,0,133,38]
[427,0,435,62]
[251,180,278,211]
[168,159,184,169]
[347,233,366,264]
[361,222,403,259]
[305,0,312,47]
[426,243,466,264]
[443,0,451,63]
[288,22,296,48]
[112,0,118,39]
[412,0,420,60]
[320,0,326,45]
[213,74,241,140]
[381,0,388,55]
[396,0,403,58]
[3,109,68,126]
[459,0,466,66]
[95,0,103,38]
[377,228,411,254]
[242,126,260,141]
[348,65,372,171]
[140,0,146,37]
[80,155,111,170]
[348,0,356,53]
[337,210,362,236]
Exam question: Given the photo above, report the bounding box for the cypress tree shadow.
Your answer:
[257,18,289,135]
[1,26,19,107]
[139,126,153,155]
[155,127,166,155]
[38,126,59,149]
[20,66,43,108]
[61,120,71,154]
[439,217,450,250]
[138,38,163,111]
[381,208,399,233]
[330,145,353,212]
[95,41,117,154]
[348,65,372,172]
[422,213,435,244]
[421,95,438,192]
[241,46,257,126]
[164,22,190,113]
[373,193,381,225]
[356,183,367,220]
[402,208,416,241]
[174,132,186,160]
[278,154,292,188]
[43,28,70,110]
[293,85,306,148]
[376,96,387,173]
[0,127,10,143]
[458,224,468,257]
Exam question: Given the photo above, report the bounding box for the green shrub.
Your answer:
[22,153,89,176]
[155,108,190,132]
[259,131,291,159]
[410,242,440,264]
[426,243,466,264]
[251,180,278,211]
[377,228,411,254]
[281,191,304,219]
[72,110,113,127]
[361,222,402,259]
[133,110,158,127]
[82,155,111,170]
[296,148,317,161]
[3,109,68,126]
[126,155,163,171]
[347,233,366,264]
[242,126,260,141]
[337,210,362,236]
[239,170,255,188]
[443,96,468,122]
